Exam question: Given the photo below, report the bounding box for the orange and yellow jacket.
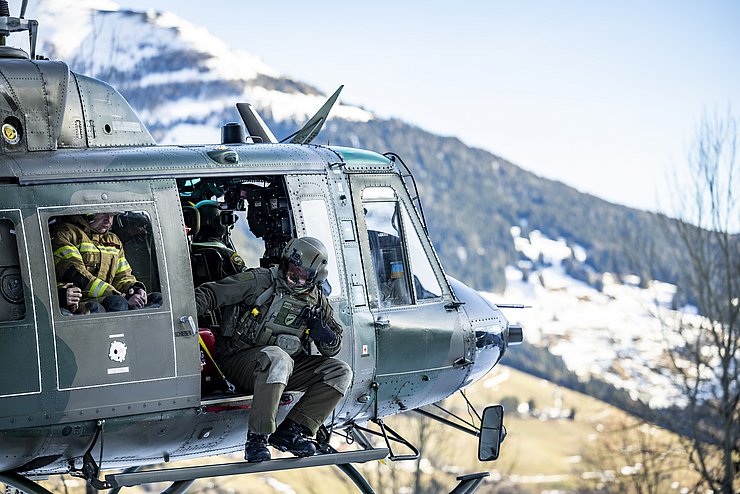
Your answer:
[51,215,141,301]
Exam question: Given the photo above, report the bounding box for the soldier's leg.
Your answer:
[101,294,128,311]
[284,356,353,434]
[222,346,295,462]
[221,346,294,434]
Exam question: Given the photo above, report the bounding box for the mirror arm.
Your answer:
[411,408,479,438]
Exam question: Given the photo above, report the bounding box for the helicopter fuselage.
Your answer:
[0,52,515,477]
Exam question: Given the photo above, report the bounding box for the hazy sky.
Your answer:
[65,1,740,212]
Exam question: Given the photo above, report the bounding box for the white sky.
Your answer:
[33,1,740,213]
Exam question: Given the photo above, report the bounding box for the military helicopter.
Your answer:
[0,2,522,493]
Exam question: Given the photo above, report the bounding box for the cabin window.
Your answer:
[362,187,442,307]
[0,218,26,321]
[48,211,163,316]
[301,198,341,297]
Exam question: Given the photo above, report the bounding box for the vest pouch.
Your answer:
[221,305,242,338]
[274,334,302,356]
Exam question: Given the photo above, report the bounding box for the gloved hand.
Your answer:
[306,313,337,345]
[127,287,147,309]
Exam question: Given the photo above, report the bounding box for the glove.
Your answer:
[306,315,337,345]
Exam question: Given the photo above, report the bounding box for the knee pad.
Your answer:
[258,346,294,386]
[314,358,353,395]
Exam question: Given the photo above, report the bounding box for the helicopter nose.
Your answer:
[447,277,523,385]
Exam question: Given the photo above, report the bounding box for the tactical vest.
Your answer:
[223,271,315,356]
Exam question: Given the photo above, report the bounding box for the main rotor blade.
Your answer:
[281,85,343,145]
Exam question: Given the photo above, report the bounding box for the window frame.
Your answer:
[42,202,168,318]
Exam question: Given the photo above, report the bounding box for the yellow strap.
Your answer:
[198,333,227,382]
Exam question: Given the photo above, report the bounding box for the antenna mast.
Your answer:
[0,0,38,59]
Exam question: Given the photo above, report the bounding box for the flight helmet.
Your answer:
[195,200,227,241]
[279,237,329,291]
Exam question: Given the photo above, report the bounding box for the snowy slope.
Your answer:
[27,0,373,144]
[490,227,707,409]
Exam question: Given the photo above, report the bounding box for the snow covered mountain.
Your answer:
[28,0,372,143]
[491,228,703,410]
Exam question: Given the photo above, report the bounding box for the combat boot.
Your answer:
[245,432,271,462]
[268,419,317,457]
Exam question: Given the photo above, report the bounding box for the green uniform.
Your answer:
[195,267,352,435]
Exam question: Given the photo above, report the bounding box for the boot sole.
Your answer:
[269,442,316,458]
[246,456,271,462]
[245,452,272,462]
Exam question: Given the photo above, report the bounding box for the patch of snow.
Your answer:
[493,228,711,409]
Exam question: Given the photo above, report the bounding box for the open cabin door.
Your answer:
[349,173,469,415]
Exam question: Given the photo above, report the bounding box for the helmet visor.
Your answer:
[286,262,315,289]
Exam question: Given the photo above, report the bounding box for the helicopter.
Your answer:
[0,2,523,493]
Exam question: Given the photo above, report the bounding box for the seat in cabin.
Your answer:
[189,201,246,287]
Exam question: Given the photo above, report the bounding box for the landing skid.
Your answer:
[1,448,386,494]
[105,448,389,489]
[0,473,54,494]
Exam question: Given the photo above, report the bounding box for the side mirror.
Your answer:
[478,404,505,461]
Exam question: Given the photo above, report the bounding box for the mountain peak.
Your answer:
[24,0,373,144]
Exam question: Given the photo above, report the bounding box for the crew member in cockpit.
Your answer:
[194,236,352,462]
[51,213,162,312]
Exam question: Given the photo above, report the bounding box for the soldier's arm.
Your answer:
[110,242,142,294]
[52,228,122,298]
[315,295,343,357]
[194,270,258,316]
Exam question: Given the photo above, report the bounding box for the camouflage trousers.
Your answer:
[220,345,352,436]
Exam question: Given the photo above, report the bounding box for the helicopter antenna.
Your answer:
[280,85,343,145]
[0,0,38,59]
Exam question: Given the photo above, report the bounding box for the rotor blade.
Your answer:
[236,103,277,143]
[281,85,343,144]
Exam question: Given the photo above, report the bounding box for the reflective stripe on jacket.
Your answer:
[51,215,139,299]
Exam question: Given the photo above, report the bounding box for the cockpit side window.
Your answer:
[400,203,442,300]
[361,186,443,307]
[362,188,412,308]
[48,210,163,316]
[0,217,26,321]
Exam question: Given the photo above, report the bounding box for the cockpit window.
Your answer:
[362,189,412,308]
[362,186,442,307]
[0,218,26,321]
[48,211,163,316]
[401,203,442,300]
